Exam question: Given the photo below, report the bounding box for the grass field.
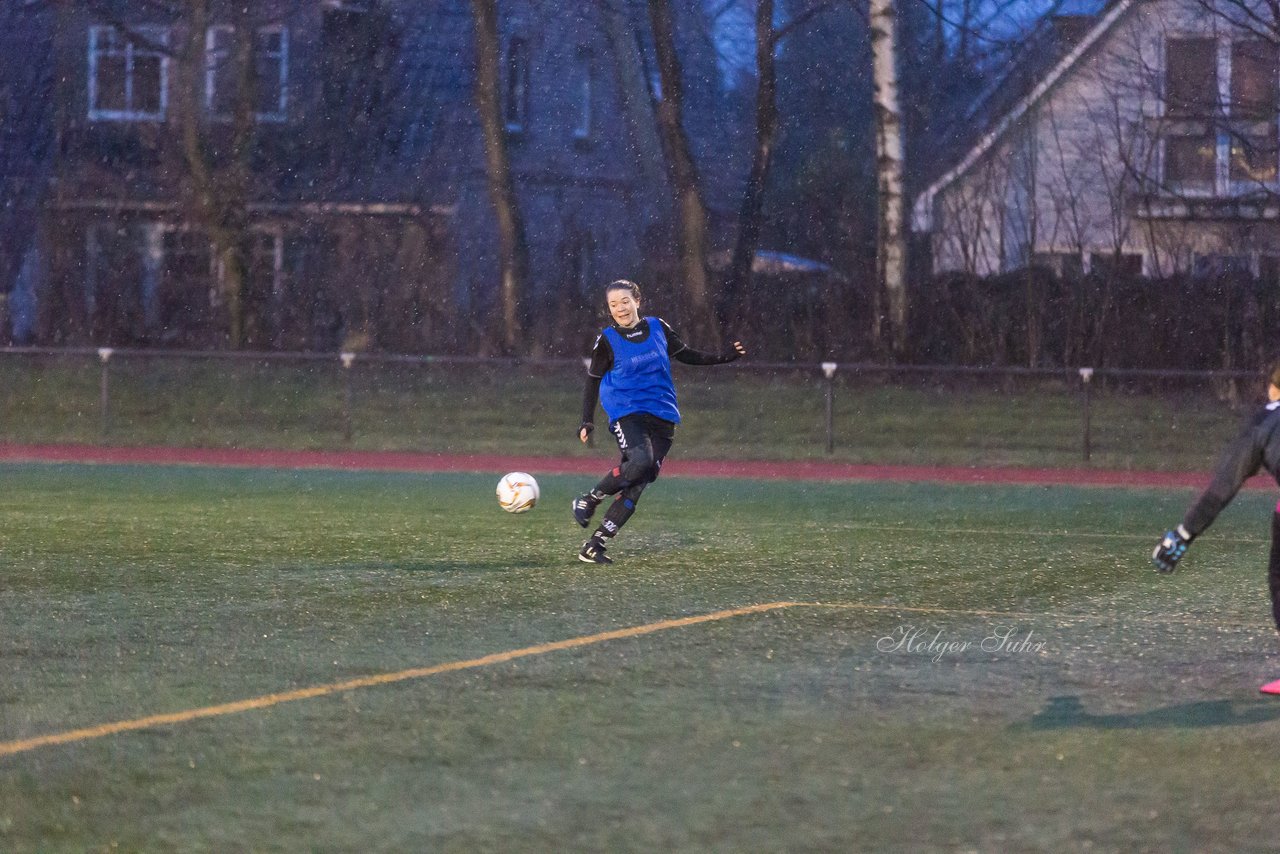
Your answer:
[3,462,1280,851]
[0,353,1257,469]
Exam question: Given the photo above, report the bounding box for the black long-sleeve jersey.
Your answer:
[579,317,740,425]
[1182,400,1280,537]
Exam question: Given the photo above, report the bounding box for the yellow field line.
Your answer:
[0,601,799,759]
[5,598,1268,759]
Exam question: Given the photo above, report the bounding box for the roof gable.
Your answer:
[912,0,1138,232]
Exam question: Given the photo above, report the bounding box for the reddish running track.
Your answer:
[0,442,1270,490]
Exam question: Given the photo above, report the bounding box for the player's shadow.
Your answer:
[1026,694,1280,730]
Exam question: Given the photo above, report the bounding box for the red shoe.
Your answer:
[1259,678,1280,695]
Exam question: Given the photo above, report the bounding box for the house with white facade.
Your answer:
[913,0,1280,281]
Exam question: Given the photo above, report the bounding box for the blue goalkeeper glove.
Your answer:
[1152,524,1192,574]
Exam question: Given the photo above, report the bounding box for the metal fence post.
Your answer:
[822,362,838,454]
[98,347,113,439]
[1079,367,1094,463]
[340,351,355,443]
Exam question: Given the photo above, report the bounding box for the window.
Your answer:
[85,223,126,318]
[157,228,216,344]
[1163,38,1219,190]
[505,38,530,133]
[1260,254,1280,286]
[1230,133,1279,183]
[88,26,168,121]
[1089,252,1144,278]
[255,27,288,119]
[1031,252,1084,279]
[1230,41,1278,183]
[1163,37,1280,190]
[1231,41,1278,118]
[205,26,234,116]
[241,229,284,347]
[206,25,288,121]
[248,230,284,298]
[1166,134,1217,185]
[1166,38,1218,117]
[85,222,146,342]
[1192,254,1251,278]
[574,48,593,140]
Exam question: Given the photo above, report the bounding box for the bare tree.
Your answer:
[0,0,55,343]
[469,0,529,355]
[176,0,254,348]
[648,0,717,341]
[870,0,907,354]
[598,0,668,193]
[75,0,264,347]
[723,0,777,329]
[722,0,847,332]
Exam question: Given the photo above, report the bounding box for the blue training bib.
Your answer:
[599,318,681,424]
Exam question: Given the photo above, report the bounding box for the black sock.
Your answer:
[593,496,638,541]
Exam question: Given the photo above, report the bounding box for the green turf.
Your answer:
[2,463,1279,851]
[0,355,1255,469]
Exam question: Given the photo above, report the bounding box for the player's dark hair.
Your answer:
[605,279,641,301]
[1270,362,1280,390]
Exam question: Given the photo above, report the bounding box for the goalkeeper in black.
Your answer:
[1153,366,1280,689]
[572,279,745,564]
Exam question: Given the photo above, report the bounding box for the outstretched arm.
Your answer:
[1153,410,1270,572]
[662,319,746,365]
[672,340,747,365]
[1181,428,1265,537]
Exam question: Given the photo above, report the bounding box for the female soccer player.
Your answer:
[572,279,746,564]
[1152,364,1280,693]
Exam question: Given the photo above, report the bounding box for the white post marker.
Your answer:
[97,348,114,437]
[1079,366,1095,462]
[339,352,356,442]
[821,362,838,454]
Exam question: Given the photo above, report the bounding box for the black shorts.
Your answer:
[610,413,676,482]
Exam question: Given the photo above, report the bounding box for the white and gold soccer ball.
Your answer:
[496,472,539,513]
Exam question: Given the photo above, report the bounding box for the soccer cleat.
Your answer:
[572,493,600,528]
[1260,678,1280,695]
[578,538,613,564]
